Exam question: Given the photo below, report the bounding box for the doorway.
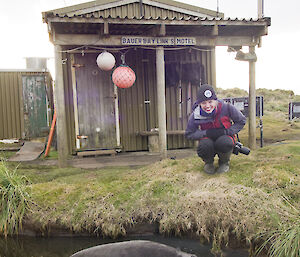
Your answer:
[72,53,117,150]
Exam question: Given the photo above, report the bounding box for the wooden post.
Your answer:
[70,54,80,149]
[114,84,121,148]
[54,45,69,167]
[211,47,217,88]
[156,46,167,158]
[248,46,256,150]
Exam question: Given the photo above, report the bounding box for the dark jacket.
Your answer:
[185,100,246,140]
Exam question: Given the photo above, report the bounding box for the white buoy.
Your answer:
[96,51,115,71]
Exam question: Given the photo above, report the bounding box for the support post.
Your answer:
[54,45,69,167]
[248,46,256,149]
[156,46,167,158]
[114,84,121,148]
[211,47,217,88]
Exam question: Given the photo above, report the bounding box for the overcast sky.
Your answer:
[1,0,300,94]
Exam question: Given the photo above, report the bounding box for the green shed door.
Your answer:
[22,75,48,138]
[74,53,116,150]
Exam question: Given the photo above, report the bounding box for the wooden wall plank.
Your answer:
[6,74,13,138]
[99,47,211,152]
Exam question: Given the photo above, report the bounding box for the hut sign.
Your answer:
[121,37,196,46]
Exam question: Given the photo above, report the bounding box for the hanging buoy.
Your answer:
[96,51,115,71]
[112,65,136,88]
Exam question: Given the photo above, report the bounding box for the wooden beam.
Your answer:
[138,130,185,136]
[70,54,80,150]
[211,24,218,36]
[114,85,121,148]
[103,22,109,35]
[54,45,69,167]
[53,34,260,47]
[248,46,256,150]
[159,24,166,36]
[156,46,167,158]
[77,149,116,157]
[211,47,217,88]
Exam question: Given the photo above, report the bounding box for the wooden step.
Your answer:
[77,149,116,157]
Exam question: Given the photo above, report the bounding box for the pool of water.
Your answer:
[0,234,249,257]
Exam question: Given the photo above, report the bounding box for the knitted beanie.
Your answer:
[196,84,217,103]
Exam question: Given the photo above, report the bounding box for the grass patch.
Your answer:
[255,198,300,257]
[40,148,58,160]
[3,136,296,254]
[8,147,297,254]
[0,161,32,236]
[0,150,17,160]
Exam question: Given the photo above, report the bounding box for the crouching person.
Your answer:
[185,84,246,174]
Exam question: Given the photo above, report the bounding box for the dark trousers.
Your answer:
[197,135,235,163]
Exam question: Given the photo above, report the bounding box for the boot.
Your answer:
[203,159,215,174]
[204,163,215,174]
[216,151,231,174]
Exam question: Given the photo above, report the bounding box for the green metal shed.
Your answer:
[0,70,54,140]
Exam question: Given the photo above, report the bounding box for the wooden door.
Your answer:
[22,75,49,138]
[73,53,116,150]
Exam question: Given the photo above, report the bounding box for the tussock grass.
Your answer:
[255,197,300,257]
[12,143,299,256]
[0,161,32,236]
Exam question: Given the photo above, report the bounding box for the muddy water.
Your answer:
[0,234,249,257]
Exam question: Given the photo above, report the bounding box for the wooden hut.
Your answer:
[42,0,270,165]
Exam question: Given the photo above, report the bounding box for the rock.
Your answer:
[70,240,197,257]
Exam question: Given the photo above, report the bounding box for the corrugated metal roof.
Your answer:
[46,15,271,37]
[48,14,270,23]
[43,0,271,43]
[43,0,223,23]
[43,0,270,27]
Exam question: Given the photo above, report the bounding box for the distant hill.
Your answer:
[217,87,300,114]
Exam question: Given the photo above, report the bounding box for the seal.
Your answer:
[70,240,197,257]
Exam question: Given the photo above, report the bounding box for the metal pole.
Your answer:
[248,46,256,150]
[54,45,69,167]
[289,103,293,121]
[258,0,264,18]
[156,46,167,158]
[259,96,263,147]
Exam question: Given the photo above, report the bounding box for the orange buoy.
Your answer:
[112,65,136,88]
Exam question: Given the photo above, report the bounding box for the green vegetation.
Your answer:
[0,161,32,237]
[40,148,58,160]
[1,88,299,256]
[255,198,300,257]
